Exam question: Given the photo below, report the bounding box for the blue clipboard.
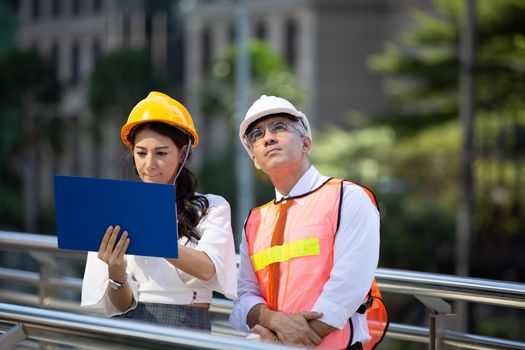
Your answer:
[54,175,178,258]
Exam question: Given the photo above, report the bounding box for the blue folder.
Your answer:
[54,175,178,258]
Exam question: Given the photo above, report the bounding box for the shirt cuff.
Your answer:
[312,297,350,329]
[230,295,267,332]
[107,274,139,316]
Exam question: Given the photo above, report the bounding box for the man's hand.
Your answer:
[267,311,323,347]
[248,304,324,347]
[250,324,279,343]
[309,319,336,338]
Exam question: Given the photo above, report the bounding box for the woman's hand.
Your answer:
[97,225,130,283]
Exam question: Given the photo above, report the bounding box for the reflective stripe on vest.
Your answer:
[251,237,320,272]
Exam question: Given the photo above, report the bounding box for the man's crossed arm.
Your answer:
[247,303,336,347]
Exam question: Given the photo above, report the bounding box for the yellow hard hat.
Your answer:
[121,91,199,148]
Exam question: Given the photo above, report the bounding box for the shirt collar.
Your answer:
[275,165,330,201]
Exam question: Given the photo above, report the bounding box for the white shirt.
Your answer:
[81,194,237,316]
[229,166,380,344]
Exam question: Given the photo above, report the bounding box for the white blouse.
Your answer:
[81,194,237,316]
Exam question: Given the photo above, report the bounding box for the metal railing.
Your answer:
[0,302,292,350]
[1,230,524,350]
[376,268,525,309]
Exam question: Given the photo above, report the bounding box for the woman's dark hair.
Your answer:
[130,122,209,242]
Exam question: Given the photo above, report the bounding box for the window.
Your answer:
[70,40,80,85]
[201,26,211,76]
[122,14,130,47]
[72,0,81,16]
[92,37,101,65]
[228,24,235,43]
[31,0,40,21]
[93,0,102,13]
[51,0,61,17]
[255,20,266,40]
[145,14,152,56]
[49,41,59,77]
[285,18,297,68]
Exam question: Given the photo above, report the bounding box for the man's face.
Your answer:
[248,116,310,173]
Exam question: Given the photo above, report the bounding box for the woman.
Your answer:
[81,91,237,331]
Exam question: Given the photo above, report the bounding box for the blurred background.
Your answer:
[0,0,524,348]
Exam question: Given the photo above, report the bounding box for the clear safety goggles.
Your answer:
[245,121,304,145]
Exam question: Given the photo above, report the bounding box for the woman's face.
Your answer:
[133,128,182,184]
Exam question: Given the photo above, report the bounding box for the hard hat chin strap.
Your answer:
[172,138,192,185]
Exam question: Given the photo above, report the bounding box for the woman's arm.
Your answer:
[165,245,216,281]
[165,195,237,294]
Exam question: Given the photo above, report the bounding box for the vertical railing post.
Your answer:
[415,295,457,350]
[29,253,60,350]
[29,253,59,307]
[0,323,28,349]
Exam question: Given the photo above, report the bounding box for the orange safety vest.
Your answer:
[245,178,388,350]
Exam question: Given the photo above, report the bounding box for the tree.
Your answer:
[311,0,525,341]
[0,50,60,231]
[368,0,525,134]
[0,0,17,56]
[366,0,525,277]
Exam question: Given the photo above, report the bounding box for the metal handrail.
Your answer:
[376,268,525,309]
[1,230,524,310]
[386,324,525,350]
[0,231,59,251]
[1,230,525,350]
[2,256,524,315]
[0,302,293,350]
[2,301,522,350]
[443,330,525,350]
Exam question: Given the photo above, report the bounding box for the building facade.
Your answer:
[15,0,176,224]
[183,0,433,130]
[14,0,432,230]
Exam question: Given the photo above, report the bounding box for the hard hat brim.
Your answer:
[121,119,199,149]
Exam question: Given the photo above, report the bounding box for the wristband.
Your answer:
[108,275,127,290]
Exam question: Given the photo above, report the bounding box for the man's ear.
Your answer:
[252,154,262,170]
[302,136,312,152]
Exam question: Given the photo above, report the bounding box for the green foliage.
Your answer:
[0,0,17,57]
[475,310,525,342]
[0,49,60,229]
[201,40,303,124]
[314,0,525,278]
[0,108,19,167]
[311,122,458,272]
[0,50,60,104]
[88,48,166,122]
[198,139,237,207]
[368,0,525,134]
[0,169,23,228]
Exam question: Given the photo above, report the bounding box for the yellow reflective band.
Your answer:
[251,238,320,272]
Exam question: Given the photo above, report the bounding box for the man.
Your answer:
[230,95,388,350]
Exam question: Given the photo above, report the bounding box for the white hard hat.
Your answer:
[239,95,312,156]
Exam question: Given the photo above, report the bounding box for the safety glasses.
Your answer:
[246,121,301,145]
